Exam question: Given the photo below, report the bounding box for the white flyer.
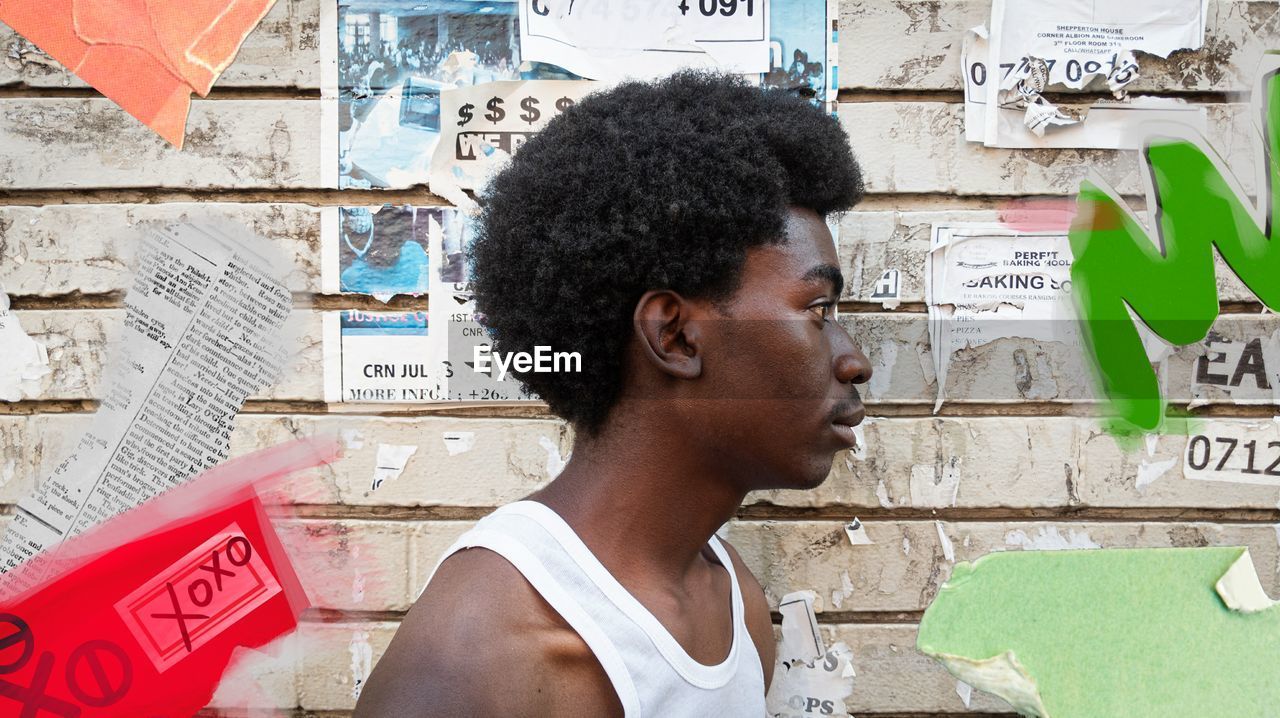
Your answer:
[320,205,534,404]
[322,309,442,403]
[986,0,1207,93]
[519,0,770,81]
[963,24,1208,149]
[926,224,1078,411]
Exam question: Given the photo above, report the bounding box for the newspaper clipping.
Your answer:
[0,224,292,582]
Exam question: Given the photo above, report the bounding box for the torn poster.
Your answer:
[926,224,1079,411]
[320,204,441,301]
[322,309,440,402]
[1182,419,1280,487]
[0,439,336,716]
[321,207,534,404]
[0,223,292,581]
[0,288,51,401]
[768,590,855,717]
[436,207,536,403]
[326,0,584,190]
[760,0,838,111]
[429,79,597,193]
[518,0,770,82]
[965,0,1209,148]
[0,0,278,147]
[1190,331,1280,408]
[918,546,1280,717]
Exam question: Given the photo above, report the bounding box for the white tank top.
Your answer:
[427,500,767,717]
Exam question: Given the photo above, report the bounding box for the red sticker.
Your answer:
[114,524,281,673]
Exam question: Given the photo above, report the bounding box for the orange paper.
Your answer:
[1,0,278,148]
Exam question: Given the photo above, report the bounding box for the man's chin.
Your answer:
[779,463,832,491]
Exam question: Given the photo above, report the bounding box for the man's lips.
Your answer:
[830,403,866,447]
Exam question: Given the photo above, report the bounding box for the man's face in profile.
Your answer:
[686,206,872,491]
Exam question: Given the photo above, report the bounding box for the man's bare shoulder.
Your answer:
[354,547,623,717]
[717,538,777,688]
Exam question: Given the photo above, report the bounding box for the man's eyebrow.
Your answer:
[801,263,844,298]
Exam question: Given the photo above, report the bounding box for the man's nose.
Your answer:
[831,322,872,385]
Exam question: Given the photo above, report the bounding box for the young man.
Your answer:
[355,71,871,716]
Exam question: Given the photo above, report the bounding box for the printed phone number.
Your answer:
[1185,434,1280,476]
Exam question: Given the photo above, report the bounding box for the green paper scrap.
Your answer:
[917,547,1280,717]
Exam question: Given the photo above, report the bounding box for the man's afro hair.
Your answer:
[469,71,863,434]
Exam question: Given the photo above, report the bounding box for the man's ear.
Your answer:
[633,290,703,380]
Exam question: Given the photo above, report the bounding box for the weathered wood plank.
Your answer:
[0,99,320,189]
[0,203,321,295]
[7,414,1280,511]
[16,309,1280,408]
[840,103,1256,196]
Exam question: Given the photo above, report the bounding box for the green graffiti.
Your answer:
[1070,64,1280,432]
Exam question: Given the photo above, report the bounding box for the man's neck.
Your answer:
[529,414,746,585]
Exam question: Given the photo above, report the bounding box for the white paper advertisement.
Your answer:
[964,19,1208,148]
[321,205,534,404]
[987,0,1207,92]
[926,224,1079,411]
[518,0,770,82]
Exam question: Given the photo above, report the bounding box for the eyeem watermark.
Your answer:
[473,345,581,380]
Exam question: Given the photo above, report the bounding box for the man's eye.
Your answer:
[810,302,835,321]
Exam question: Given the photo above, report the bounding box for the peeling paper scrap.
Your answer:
[955,679,973,708]
[442,431,476,456]
[766,641,855,717]
[1004,526,1100,551]
[0,292,51,401]
[844,518,873,546]
[936,521,955,562]
[1023,97,1080,137]
[539,435,568,479]
[370,444,417,491]
[0,0,279,147]
[776,590,825,666]
[920,546,1280,717]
